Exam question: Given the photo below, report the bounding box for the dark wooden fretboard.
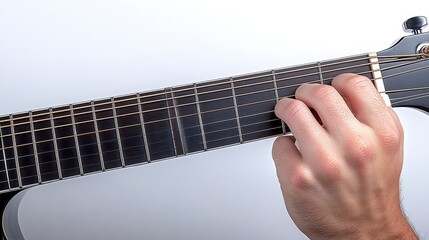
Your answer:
[0,54,374,192]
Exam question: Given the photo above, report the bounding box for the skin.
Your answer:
[272,74,418,239]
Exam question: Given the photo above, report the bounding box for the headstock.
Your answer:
[377,16,429,112]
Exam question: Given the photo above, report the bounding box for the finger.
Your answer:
[295,83,358,135]
[272,136,304,186]
[331,73,391,128]
[274,98,327,153]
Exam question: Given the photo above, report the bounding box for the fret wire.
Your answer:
[272,70,286,134]
[164,89,178,157]
[317,62,324,85]
[0,123,11,189]
[230,78,244,143]
[0,55,425,130]
[194,83,208,151]
[91,101,105,171]
[9,116,23,188]
[0,115,285,174]
[54,57,419,118]
[111,98,126,167]
[136,93,152,163]
[0,54,426,178]
[3,83,429,154]
[3,62,429,153]
[70,105,84,175]
[29,112,42,183]
[64,57,421,121]
[171,89,188,155]
[50,108,63,179]
[5,74,429,172]
[100,54,416,107]
[0,118,288,178]
[0,61,372,139]
[3,106,280,162]
[0,57,424,157]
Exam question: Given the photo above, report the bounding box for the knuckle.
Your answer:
[317,152,342,183]
[312,85,338,105]
[346,136,375,169]
[343,75,373,95]
[380,126,403,150]
[291,168,313,190]
[349,75,372,89]
[284,99,306,123]
[376,109,404,150]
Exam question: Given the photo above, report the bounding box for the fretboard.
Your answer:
[0,54,374,192]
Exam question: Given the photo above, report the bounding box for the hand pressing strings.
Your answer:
[272,73,418,239]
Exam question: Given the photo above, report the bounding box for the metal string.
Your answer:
[0,53,423,126]
[0,55,428,185]
[0,55,427,133]
[0,57,428,148]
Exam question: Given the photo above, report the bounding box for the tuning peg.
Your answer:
[403,16,427,35]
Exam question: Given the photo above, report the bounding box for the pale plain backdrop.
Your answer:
[0,1,428,239]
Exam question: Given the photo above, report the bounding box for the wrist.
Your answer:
[323,212,419,240]
[363,212,418,240]
[386,213,419,240]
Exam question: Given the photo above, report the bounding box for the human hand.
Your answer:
[272,74,418,239]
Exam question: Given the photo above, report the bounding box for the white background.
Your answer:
[0,1,428,239]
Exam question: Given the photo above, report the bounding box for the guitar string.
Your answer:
[1,121,288,184]
[0,55,424,135]
[0,53,423,125]
[0,58,428,146]
[2,101,429,184]
[4,82,429,167]
[3,78,429,186]
[0,61,428,178]
[0,57,428,179]
[1,54,423,129]
[0,55,426,132]
[0,54,392,121]
[4,80,429,185]
[0,61,424,149]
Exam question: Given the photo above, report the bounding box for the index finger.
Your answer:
[275,97,327,155]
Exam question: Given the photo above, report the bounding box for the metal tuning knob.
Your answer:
[403,16,427,35]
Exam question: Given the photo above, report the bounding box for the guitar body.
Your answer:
[1,2,429,239]
[0,192,19,240]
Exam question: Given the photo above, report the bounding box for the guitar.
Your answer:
[1,16,428,239]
